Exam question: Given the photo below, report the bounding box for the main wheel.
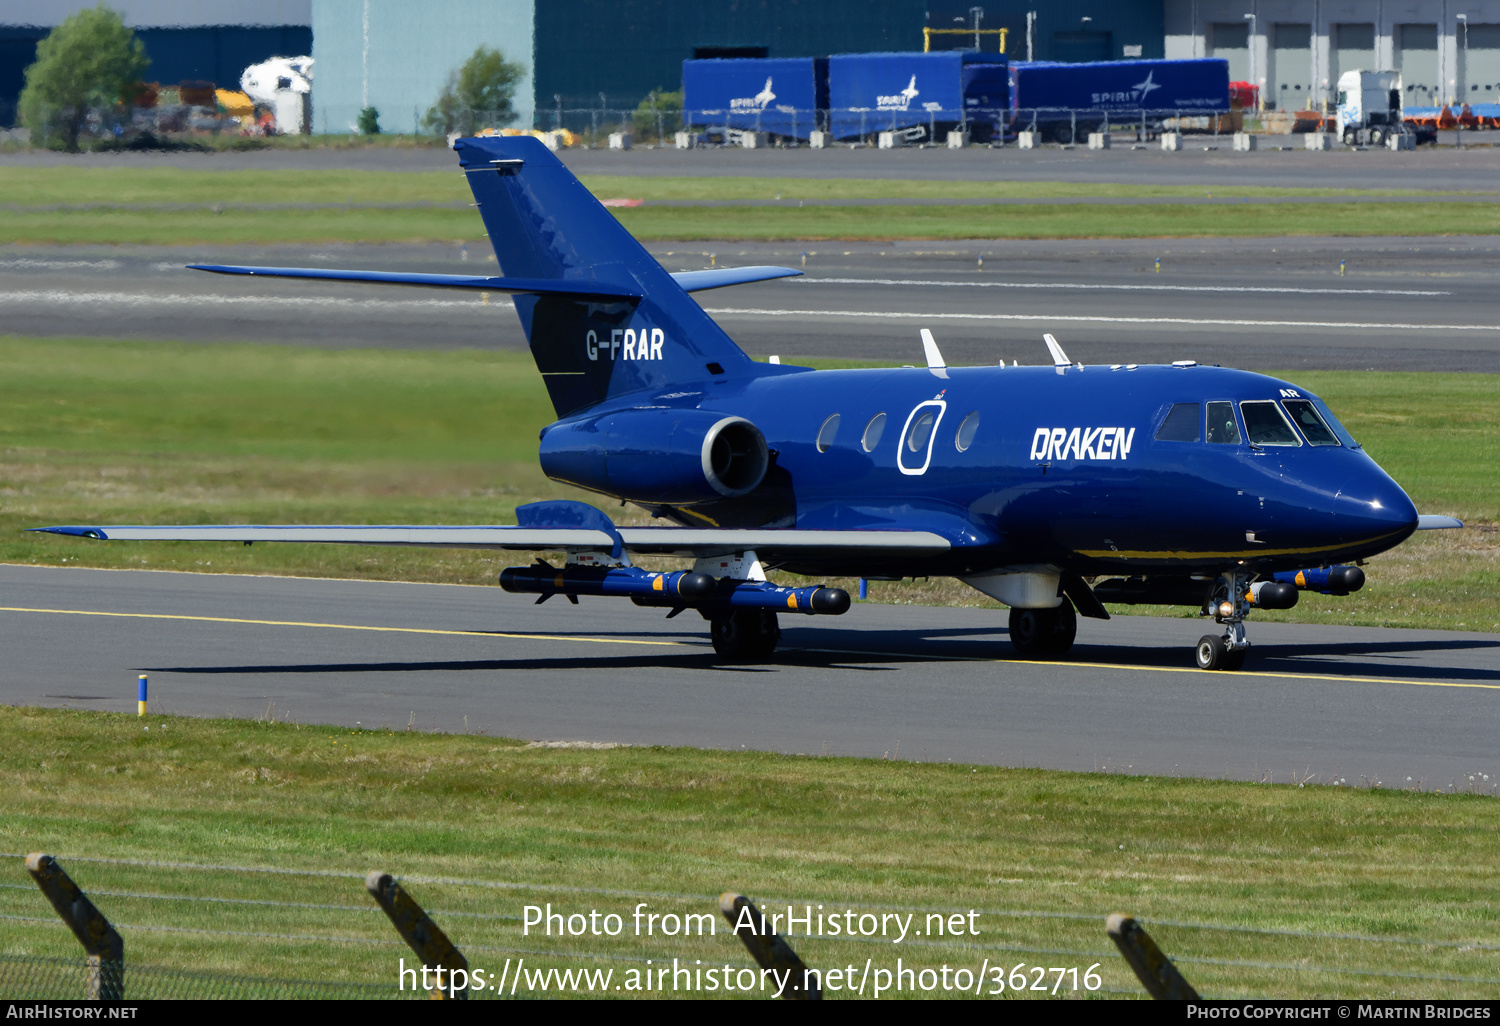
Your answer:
[1009,601,1077,657]
[1342,127,1357,146]
[1049,122,1075,145]
[709,609,781,662]
[1369,126,1386,146]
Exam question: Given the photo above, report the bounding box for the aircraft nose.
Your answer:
[1336,467,1418,536]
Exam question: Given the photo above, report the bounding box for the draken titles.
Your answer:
[1030,426,1137,461]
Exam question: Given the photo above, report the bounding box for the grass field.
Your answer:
[4,167,1500,244]
[0,335,1493,632]
[3,707,1499,999]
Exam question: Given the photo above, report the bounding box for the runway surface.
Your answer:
[4,236,1498,371]
[3,565,1496,786]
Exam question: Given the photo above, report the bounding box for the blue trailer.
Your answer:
[681,58,828,141]
[1009,58,1230,144]
[827,51,1008,143]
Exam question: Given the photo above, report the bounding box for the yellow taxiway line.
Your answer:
[1,605,1493,691]
[0,606,688,648]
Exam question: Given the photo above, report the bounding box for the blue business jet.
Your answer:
[38,135,1462,671]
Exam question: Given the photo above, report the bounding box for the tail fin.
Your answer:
[456,135,754,417]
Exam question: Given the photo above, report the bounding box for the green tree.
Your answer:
[632,89,683,141]
[424,46,527,136]
[19,4,149,152]
[357,106,380,134]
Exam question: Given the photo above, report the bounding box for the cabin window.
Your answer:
[955,411,980,451]
[907,411,936,452]
[1281,399,1340,445]
[816,413,840,453]
[861,412,886,452]
[1206,401,1242,444]
[1154,403,1201,442]
[1240,401,1302,446]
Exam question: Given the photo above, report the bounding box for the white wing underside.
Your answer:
[49,525,952,559]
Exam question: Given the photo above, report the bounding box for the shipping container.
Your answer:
[1009,58,1230,143]
[682,57,828,140]
[827,51,1008,142]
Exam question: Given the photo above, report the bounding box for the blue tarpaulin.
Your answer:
[1008,59,1230,116]
[682,58,828,139]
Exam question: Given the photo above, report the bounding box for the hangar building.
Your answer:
[3,1,1498,130]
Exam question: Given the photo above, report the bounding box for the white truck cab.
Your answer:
[1335,70,1405,146]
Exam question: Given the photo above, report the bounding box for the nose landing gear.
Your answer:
[1196,571,1250,671]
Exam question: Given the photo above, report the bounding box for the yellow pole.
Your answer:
[137,674,147,717]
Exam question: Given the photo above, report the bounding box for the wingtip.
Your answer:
[30,526,107,539]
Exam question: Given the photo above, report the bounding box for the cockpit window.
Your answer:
[1282,399,1340,445]
[1313,399,1359,448]
[1240,401,1302,446]
[1206,401,1241,444]
[1154,403,1200,442]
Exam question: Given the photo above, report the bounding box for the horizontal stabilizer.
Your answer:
[189,264,641,301]
[35,524,951,560]
[669,266,801,292]
[1416,514,1464,530]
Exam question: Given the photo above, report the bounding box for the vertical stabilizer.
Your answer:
[455,136,754,416]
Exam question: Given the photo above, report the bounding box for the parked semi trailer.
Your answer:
[681,57,828,142]
[1008,58,1230,144]
[1335,70,1413,145]
[827,51,1009,143]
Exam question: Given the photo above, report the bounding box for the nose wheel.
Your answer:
[1196,633,1247,671]
[1196,571,1251,671]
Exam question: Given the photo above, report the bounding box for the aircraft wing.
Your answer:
[188,264,801,295]
[33,524,951,559]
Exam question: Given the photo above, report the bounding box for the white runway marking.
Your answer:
[0,290,497,312]
[793,277,1450,297]
[703,306,1500,333]
[0,259,120,271]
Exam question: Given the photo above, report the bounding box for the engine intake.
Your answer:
[539,409,769,505]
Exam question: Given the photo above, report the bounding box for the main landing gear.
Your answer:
[1009,600,1077,657]
[710,608,781,662]
[1196,570,1251,671]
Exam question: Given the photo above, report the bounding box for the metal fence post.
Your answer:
[366,871,469,1000]
[718,893,820,1000]
[1107,913,1198,999]
[26,854,124,1000]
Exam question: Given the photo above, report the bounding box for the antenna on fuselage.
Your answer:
[919,328,949,379]
[1043,333,1071,374]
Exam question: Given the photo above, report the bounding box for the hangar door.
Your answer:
[1460,24,1500,104]
[1268,23,1311,109]
[1208,22,1249,81]
[1331,23,1376,95]
[1396,25,1440,107]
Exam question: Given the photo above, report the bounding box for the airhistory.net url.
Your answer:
[398,957,1104,997]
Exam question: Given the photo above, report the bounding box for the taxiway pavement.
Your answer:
[3,565,1496,787]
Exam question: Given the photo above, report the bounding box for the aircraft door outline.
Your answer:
[897,399,947,476]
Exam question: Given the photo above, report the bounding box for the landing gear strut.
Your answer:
[710,609,781,662]
[1009,600,1077,657]
[1196,571,1250,671]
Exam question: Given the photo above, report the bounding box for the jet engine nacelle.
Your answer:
[539,409,769,505]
